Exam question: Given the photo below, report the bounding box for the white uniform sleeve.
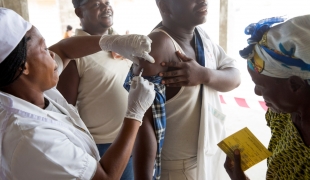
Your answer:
[54,53,64,75]
[213,43,238,70]
[196,26,238,70]
[10,126,97,180]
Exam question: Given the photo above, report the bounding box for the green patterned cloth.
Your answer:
[265,110,310,179]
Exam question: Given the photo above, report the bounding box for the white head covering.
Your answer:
[241,15,310,80]
[0,8,32,64]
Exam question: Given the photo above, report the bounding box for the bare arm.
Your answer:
[202,67,240,92]
[160,52,241,92]
[93,76,156,179]
[132,32,176,180]
[92,118,140,180]
[48,36,102,68]
[132,109,157,179]
[57,61,80,105]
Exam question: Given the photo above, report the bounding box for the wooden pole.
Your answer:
[2,0,29,21]
[219,0,228,52]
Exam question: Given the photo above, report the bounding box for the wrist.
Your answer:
[99,34,120,52]
[124,112,143,125]
[201,67,211,85]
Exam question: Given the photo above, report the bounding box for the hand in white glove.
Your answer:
[99,34,155,65]
[125,76,155,124]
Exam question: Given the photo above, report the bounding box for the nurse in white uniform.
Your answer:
[0,8,155,180]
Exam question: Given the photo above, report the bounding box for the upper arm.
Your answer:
[212,42,238,70]
[133,32,177,76]
[57,60,80,105]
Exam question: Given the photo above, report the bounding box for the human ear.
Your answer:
[75,8,83,19]
[158,0,171,15]
[288,76,305,92]
[22,62,30,75]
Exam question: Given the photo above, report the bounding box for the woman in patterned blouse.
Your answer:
[224,15,310,180]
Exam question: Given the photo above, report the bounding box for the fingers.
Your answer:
[130,56,140,65]
[224,155,234,170]
[161,77,188,85]
[132,76,143,82]
[175,51,193,62]
[141,51,155,63]
[233,149,243,172]
[143,36,152,53]
[159,69,186,78]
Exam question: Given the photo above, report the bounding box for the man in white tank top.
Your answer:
[128,0,241,180]
[57,0,134,179]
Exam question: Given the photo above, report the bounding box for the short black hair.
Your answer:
[66,25,73,31]
[0,36,29,89]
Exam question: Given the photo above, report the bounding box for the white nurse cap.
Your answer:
[0,8,32,63]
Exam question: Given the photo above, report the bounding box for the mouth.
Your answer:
[100,11,113,18]
[194,3,208,13]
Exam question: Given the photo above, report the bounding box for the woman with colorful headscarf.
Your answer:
[0,7,156,180]
[224,15,310,180]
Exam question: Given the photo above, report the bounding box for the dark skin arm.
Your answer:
[132,108,157,179]
[160,51,241,91]
[57,61,80,105]
[92,118,140,180]
[132,32,178,179]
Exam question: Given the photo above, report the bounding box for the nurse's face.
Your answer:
[24,26,58,91]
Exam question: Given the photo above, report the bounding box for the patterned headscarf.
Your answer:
[240,15,310,81]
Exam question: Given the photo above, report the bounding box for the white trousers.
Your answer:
[161,157,197,180]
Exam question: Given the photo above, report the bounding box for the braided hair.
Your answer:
[0,36,29,89]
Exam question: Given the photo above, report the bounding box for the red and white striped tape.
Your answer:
[219,95,268,111]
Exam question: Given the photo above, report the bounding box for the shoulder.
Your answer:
[265,109,291,128]
[7,121,97,179]
[135,31,176,76]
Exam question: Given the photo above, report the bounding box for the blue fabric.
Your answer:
[239,16,286,59]
[124,71,166,180]
[96,143,134,180]
[261,46,310,71]
[194,28,206,67]
[123,28,205,180]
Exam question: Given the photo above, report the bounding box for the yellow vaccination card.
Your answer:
[217,127,272,171]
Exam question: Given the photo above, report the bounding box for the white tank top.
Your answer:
[74,29,132,144]
[153,29,202,161]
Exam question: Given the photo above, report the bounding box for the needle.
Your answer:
[139,68,144,77]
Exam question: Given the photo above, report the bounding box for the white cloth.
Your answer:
[0,53,100,179]
[155,26,237,180]
[153,29,201,161]
[0,88,100,180]
[161,157,197,180]
[74,29,132,144]
[0,8,32,63]
[254,15,310,79]
[196,26,234,180]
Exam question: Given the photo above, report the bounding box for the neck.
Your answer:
[291,107,310,146]
[82,26,110,36]
[2,81,46,109]
[162,20,195,43]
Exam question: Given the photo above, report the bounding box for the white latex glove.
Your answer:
[125,76,155,124]
[99,34,155,65]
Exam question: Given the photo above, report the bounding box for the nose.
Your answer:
[101,3,111,11]
[254,86,262,96]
